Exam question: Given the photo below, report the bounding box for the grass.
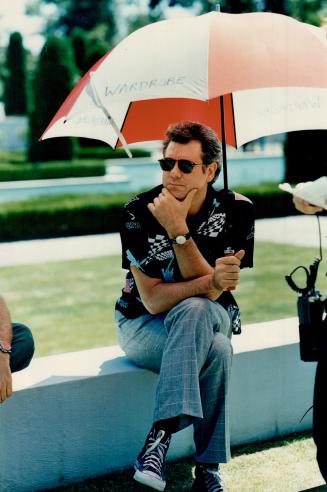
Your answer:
[3,255,124,356]
[234,240,327,323]
[2,241,327,357]
[50,431,327,491]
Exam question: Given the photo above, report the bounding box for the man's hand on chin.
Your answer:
[147,187,197,233]
[0,353,12,404]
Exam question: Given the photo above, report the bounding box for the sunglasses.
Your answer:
[158,158,203,174]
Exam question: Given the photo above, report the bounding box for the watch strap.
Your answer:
[169,232,191,245]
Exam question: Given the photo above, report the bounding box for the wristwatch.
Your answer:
[169,232,191,245]
[0,341,11,354]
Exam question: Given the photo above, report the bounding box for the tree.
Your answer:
[3,32,28,115]
[70,27,89,74]
[264,0,290,14]
[289,0,325,26]
[28,36,76,162]
[218,0,256,12]
[28,0,118,47]
[148,0,256,14]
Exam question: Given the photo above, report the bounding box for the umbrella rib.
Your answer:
[116,102,132,150]
[89,72,132,158]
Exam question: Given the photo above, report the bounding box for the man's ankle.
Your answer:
[153,417,178,435]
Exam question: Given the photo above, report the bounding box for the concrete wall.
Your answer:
[230,318,316,445]
[4,317,316,491]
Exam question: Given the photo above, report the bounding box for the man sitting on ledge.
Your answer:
[115,121,254,492]
[0,295,34,404]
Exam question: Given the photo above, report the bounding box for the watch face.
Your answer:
[176,235,187,245]
[0,341,11,352]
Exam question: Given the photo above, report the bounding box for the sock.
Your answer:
[153,417,178,435]
[197,462,219,470]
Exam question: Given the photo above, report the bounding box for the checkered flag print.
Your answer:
[197,213,226,238]
[146,234,173,263]
[228,304,241,335]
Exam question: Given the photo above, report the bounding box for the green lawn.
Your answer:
[53,432,326,491]
[3,241,326,357]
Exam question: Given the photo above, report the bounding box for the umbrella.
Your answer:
[40,11,327,190]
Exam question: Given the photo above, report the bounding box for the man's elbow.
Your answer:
[144,301,161,315]
[142,296,163,315]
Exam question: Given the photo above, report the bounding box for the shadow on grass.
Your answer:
[50,457,195,491]
[51,431,317,491]
[300,487,327,491]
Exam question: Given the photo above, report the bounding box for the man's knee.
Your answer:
[211,332,232,361]
[169,297,223,322]
[167,297,230,336]
[174,297,212,312]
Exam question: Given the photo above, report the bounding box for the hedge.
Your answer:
[0,184,297,242]
[236,183,296,218]
[0,160,105,182]
[76,147,152,159]
[0,193,131,241]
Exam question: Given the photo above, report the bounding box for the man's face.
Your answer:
[162,140,217,200]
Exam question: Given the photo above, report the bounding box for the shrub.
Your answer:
[28,36,76,162]
[0,193,131,241]
[235,183,296,218]
[0,184,296,242]
[0,160,105,181]
[3,32,28,115]
[76,147,152,159]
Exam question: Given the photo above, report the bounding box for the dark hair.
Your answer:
[162,121,222,183]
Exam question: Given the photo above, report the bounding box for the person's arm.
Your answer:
[131,250,244,314]
[0,296,13,404]
[293,195,324,215]
[147,187,215,279]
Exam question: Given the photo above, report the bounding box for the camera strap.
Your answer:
[285,214,323,295]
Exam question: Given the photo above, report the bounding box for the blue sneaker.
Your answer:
[134,428,171,491]
[191,464,226,492]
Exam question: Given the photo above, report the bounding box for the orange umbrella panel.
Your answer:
[118,95,237,149]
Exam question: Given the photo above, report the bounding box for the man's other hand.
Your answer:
[213,250,245,291]
[0,353,12,403]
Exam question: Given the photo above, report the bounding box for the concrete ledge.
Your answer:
[230,318,316,445]
[4,317,316,491]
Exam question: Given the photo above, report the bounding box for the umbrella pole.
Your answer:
[220,95,228,192]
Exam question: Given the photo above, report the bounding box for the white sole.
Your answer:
[133,469,166,491]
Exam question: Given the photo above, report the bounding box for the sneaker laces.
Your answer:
[142,430,170,474]
[203,466,225,492]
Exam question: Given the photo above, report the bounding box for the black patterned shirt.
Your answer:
[115,184,255,334]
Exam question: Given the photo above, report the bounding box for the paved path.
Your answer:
[0,215,326,267]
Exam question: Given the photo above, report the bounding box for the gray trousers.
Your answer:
[115,297,232,463]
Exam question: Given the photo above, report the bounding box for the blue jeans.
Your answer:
[116,297,232,463]
[10,323,35,373]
